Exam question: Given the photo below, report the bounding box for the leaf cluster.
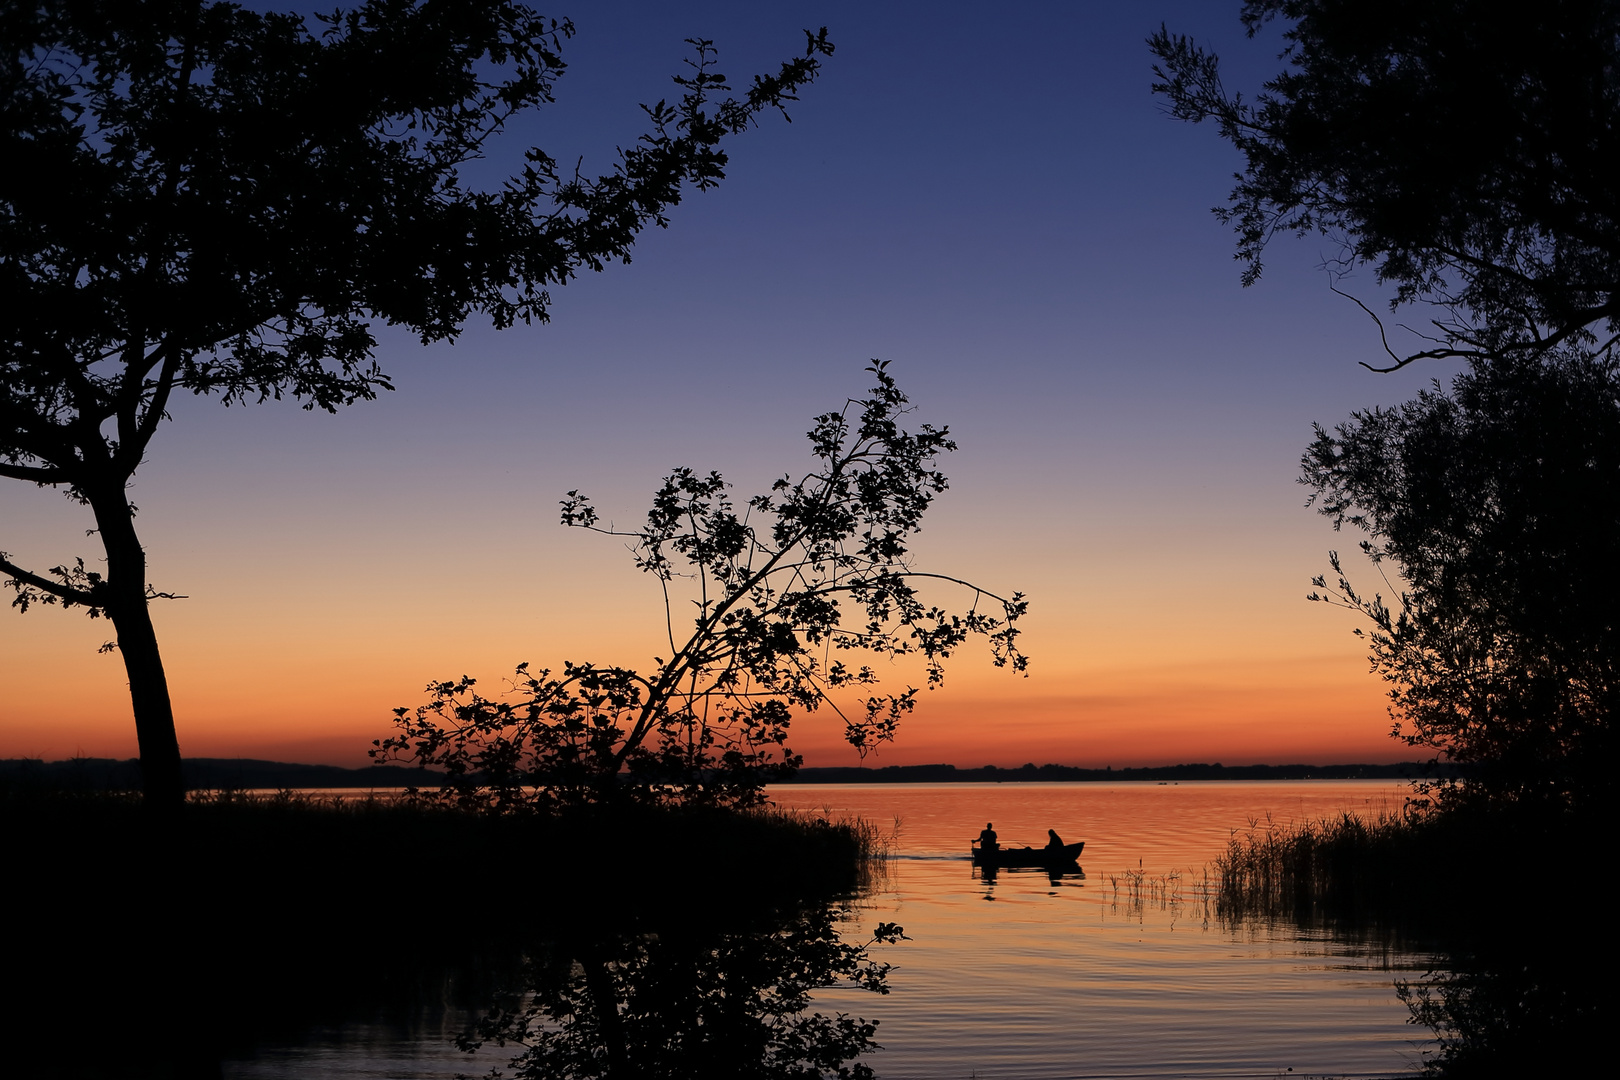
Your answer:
[1150,1,1620,368]
[374,364,1027,809]
[1302,352,1620,809]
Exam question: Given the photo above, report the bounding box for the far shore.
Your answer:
[2,757,1446,791]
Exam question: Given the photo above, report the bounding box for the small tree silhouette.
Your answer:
[374,363,1027,809]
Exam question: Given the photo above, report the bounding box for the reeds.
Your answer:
[1208,799,1608,1076]
[1107,863,1214,925]
[1205,796,1535,939]
[747,803,891,860]
[1214,807,1416,921]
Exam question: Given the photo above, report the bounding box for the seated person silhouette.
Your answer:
[977,822,999,852]
[1045,828,1065,852]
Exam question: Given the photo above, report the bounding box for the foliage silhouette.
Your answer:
[1150,1,1620,370]
[373,363,1027,810]
[460,906,905,1080]
[0,0,834,806]
[1151,2,1620,808]
[1211,804,1611,1076]
[1302,352,1619,809]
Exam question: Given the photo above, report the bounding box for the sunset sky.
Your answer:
[0,1,1462,768]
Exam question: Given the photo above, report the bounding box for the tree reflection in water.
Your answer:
[1215,896,1607,1076]
[1397,939,1606,1077]
[459,904,906,1079]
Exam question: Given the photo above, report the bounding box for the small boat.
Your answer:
[971,840,1084,868]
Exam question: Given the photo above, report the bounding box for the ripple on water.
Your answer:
[772,780,1433,1079]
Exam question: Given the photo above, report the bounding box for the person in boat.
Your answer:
[977,822,999,853]
[1045,828,1065,852]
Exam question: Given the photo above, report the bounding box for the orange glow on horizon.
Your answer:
[2,618,1398,769]
[2,390,1403,773]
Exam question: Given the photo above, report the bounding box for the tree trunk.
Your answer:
[89,483,184,809]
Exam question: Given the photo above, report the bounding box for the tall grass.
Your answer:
[1214,807,1420,924]
[1208,795,1566,934]
[1210,798,1607,1076]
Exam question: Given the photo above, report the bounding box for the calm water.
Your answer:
[769,781,1431,1080]
[226,781,1435,1079]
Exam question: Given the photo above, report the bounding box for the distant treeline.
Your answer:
[787,761,1454,784]
[0,757,1451,791]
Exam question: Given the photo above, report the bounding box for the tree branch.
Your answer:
[0,551,96,607]
[0,460,69,484]
[1329,279,1476,373]
[125,340,180,466]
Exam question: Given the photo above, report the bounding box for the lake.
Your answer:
[225,779,1437,1079]
[769,781,1431,1080]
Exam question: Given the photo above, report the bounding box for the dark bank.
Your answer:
[1212,797,1614,1076]
[0,785,882,1079]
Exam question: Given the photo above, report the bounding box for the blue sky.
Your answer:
[2,2,1460,766]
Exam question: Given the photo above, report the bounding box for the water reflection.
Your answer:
[1207,882,1607,1076]
[453,903,904,1079]
[1107,866,1205,927]
[1209,853,1608,1077]
[40,782,1585,1077]
[1394,933,1607,1076]
[774,782,1437,1077]
[974,861,1086,898]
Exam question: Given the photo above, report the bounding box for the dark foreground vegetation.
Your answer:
[1156,2,1620,1073]
[1214,797,1596,930]
[1213,797,1610,1077]
[0,784,890,1080]
[6,218,1007,1079]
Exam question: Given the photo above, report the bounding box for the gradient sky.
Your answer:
[1,2,1463,768]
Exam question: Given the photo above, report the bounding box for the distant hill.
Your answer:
[0,756,1449,791]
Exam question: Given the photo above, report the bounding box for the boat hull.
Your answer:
[971,841,1084,868]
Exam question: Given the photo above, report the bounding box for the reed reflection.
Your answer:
[1212,814,1608,1076]
[456,903,905,1079]
[1107,865,1204,927]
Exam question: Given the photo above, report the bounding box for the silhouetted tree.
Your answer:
[1303,352,1620,809]
[1150,1,1620,369]
[0,0,834,806]
[373,363,1028,810]
[1152,3,1620,808]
